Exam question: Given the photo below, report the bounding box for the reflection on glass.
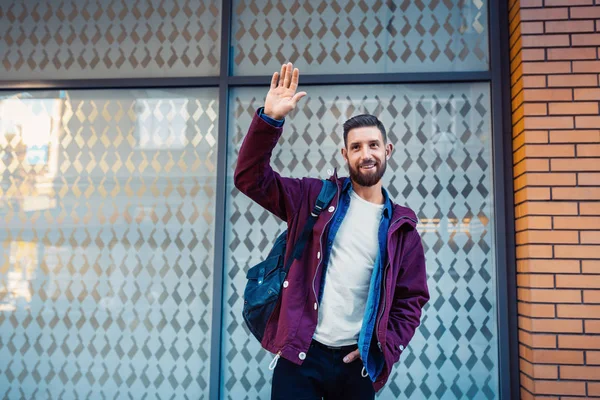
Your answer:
[222,83,498,399]
[0,89,218,399]
[232,0,489,75]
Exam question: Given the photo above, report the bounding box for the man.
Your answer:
[234,62,429,399]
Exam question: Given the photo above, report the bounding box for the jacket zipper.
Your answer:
[311,183,340,309]
[376,215,418,351]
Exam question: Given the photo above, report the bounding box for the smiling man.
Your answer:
[234,62,430,400]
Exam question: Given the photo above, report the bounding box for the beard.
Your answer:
[348,157,386,187]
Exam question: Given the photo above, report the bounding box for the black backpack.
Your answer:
[242,179,337,342]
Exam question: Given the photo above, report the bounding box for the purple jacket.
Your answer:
[234,110,430,392]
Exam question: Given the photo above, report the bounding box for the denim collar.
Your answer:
[342,177,393,219]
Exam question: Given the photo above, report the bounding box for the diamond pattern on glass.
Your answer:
[232,0,488,75]
[222,83,497,399]
[0,0,221,79]
[0,88,218,399]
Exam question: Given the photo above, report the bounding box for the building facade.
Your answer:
[0,0,598,399]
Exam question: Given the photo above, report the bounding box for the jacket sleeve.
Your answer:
[233,108,305,222]
[387,229,430,363]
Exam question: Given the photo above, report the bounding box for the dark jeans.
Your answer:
[271,340,375,400]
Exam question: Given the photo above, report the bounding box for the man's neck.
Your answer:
[351,180,385,205]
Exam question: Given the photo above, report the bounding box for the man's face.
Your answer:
[342,126,392,187]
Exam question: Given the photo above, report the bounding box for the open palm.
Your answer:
[264,62,307,120]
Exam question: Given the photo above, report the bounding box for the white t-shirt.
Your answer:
[313,190,384,346]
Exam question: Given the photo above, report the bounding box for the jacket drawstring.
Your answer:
[361,366,369,378]
[269,351,281,371]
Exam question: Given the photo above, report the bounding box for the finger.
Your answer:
[283,62,292,88]
[278,64,286,87]
[270,72,279,89]
[290,67,300,92]
[292,91,307,105]
[343,349,360,363]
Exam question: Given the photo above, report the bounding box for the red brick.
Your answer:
[517,273,556,288]
[523,61,572,74]
[556,274,600,288]
[522,21,544,34]
[572,33,600,46]
[588,351,600,364]
[559,335,600,349]
[584,291,600,303]
[581,203,600,215]
[522,75,547,87]
[522,34,571,47]
[518,302,556,318]
[520,330,557,348]
[515,201,578,217]
[515,172,575,188]
[573,60,600,72]
[523,103,548,115]
[574,88,600,100]
[545,20,596,33]
[517,259,580,273]
[583,260,600,273]
[559,365,600,380]
[514,159,550,176]
[548,47,598,60]
[545,0,592,4]
[577,143,600,156]
[522,48,546,61]
[517,230,579,244]
[534,380,586,396]
[581,231,600,244]
[530,318,583,333]
[548,74,598,87]
[551,158,600,171]
[554,216,600,229]
[516,244,554,259]
[529,349,584,364]
[516,216,553,231]
[579,173,600,186]
[525,88,573,101]
[515,187,551,203]
[520,0,543,6]
[519,288,582,303]
[591,382,600,397]
[521,8,569,21]
[548,102,599,115]
[520,143,575,157]
[553,187,600,200]
[570,6,600,19]
[576,116,600,128]
[521,359,559,380]
[555,245,600,258]
[557,304,600,318]
[549,129,600,143]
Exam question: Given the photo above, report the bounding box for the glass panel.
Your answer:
[0,0,221,79]
[222,83,497,399]
[0,88,219,398]
[232,0,488,75]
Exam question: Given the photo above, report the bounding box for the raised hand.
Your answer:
[264,62,308,121]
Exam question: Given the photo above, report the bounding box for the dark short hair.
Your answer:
[342,114,387,148]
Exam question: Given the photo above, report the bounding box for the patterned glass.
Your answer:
[0,88,219,399]
[222,83,498,399]
[232,0,489,75]
[0,0,221,80]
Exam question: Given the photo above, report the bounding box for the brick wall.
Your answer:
[510,0,600,398]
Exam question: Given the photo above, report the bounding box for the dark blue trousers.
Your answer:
[271,340,376,400]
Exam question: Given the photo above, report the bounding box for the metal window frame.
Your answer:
[0,0,517,399]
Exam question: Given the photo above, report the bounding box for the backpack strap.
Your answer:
[285,179,337,273]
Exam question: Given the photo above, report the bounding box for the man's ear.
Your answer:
[386,143,394,159]
[341,147,348,163]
